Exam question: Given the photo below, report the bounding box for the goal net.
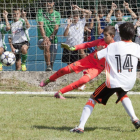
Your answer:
[0,0,140,92]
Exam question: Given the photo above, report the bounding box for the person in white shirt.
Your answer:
[70,22,140,133]
[0,10,10,71]
[62,5,91,64]
[8,8,30,71]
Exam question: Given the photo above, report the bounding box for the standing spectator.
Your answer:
[62,5,91,64]
[0,10,10,71]
[133,13,140,70]
[8,8,30,71]
[90,6,109,41]
[36,0,61,71]
[133,14,140,44]
[106,1,137,42]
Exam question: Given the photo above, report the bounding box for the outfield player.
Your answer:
[106,1,137,42]
[8,8,30,71]
[70,22,140,133]
[0,10,10,71]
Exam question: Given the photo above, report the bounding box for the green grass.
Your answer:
[1,73,140,92]
[0,94,140,140]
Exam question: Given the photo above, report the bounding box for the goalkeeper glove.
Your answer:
[61,43,76,51]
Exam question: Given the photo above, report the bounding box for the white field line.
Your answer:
[0,91,140,95]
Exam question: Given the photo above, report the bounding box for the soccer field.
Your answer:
[0,94,140,140]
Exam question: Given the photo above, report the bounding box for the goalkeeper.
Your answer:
[40,26,115,98]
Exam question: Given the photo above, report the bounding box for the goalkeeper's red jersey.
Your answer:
[75,39,114,69]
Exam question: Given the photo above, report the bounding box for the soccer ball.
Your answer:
[0,51,16,66]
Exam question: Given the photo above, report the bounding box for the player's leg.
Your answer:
[40,64,74,87]
[40,55,95,87]
[49,44,57,71]
[0,47,4,71]
[16,58,21,71]
[54,68,102,99]
[54,74,91,99]
[21,43,29,71]
[70,82,112,133]
[38,39,51,71]
[119,94,140,129]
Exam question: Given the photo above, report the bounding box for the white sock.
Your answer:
[121,97,138,121]
[78,98,96,130]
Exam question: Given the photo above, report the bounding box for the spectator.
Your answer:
[0,10,10,71]
[133,12,140,70]
[62,5,91,64]
[133,13,140,44]
[90,6,109,41]
[36,0,61,71]
[8,8,30,71]
[106,1,137,42]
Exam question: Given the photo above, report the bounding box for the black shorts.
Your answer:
[62,48,80,64]
[92,82,128,105]
[13,41,29,61]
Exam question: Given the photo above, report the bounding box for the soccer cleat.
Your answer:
[70,126,84,133]
[46,65,52,71]
[132,120,140,129]
[21,64,27,71]
[54,92,66,99]
[40,79,50,87]
[61,43,75,51]
[0,63,3,71]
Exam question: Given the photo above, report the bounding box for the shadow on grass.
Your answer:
[32,125,135,132]
[28,95,89,99]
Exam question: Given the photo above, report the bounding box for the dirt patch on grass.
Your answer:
[0,78,43,92]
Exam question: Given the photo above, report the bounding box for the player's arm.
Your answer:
[94,47,108,60]
[8,37,15,53]
[88,18,94,29]
[106,3,117,23]
[123,1,137,19]
[95,15,103,35]
[72,5,92,18]
[64,18,72,36]
[61,39,101,51]
[22,10,30,29]
[37,9,49,41]
[137,27,140,37]
[38,22,48,41]
[134,19,140,29]
[49,25,59,40]
[3,10,10,31]
[50,13,61,40]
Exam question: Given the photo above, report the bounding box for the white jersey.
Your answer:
[65,18,86,46]
[97,41,140,91]
[9,18,30,44]
[0,24,7,50]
